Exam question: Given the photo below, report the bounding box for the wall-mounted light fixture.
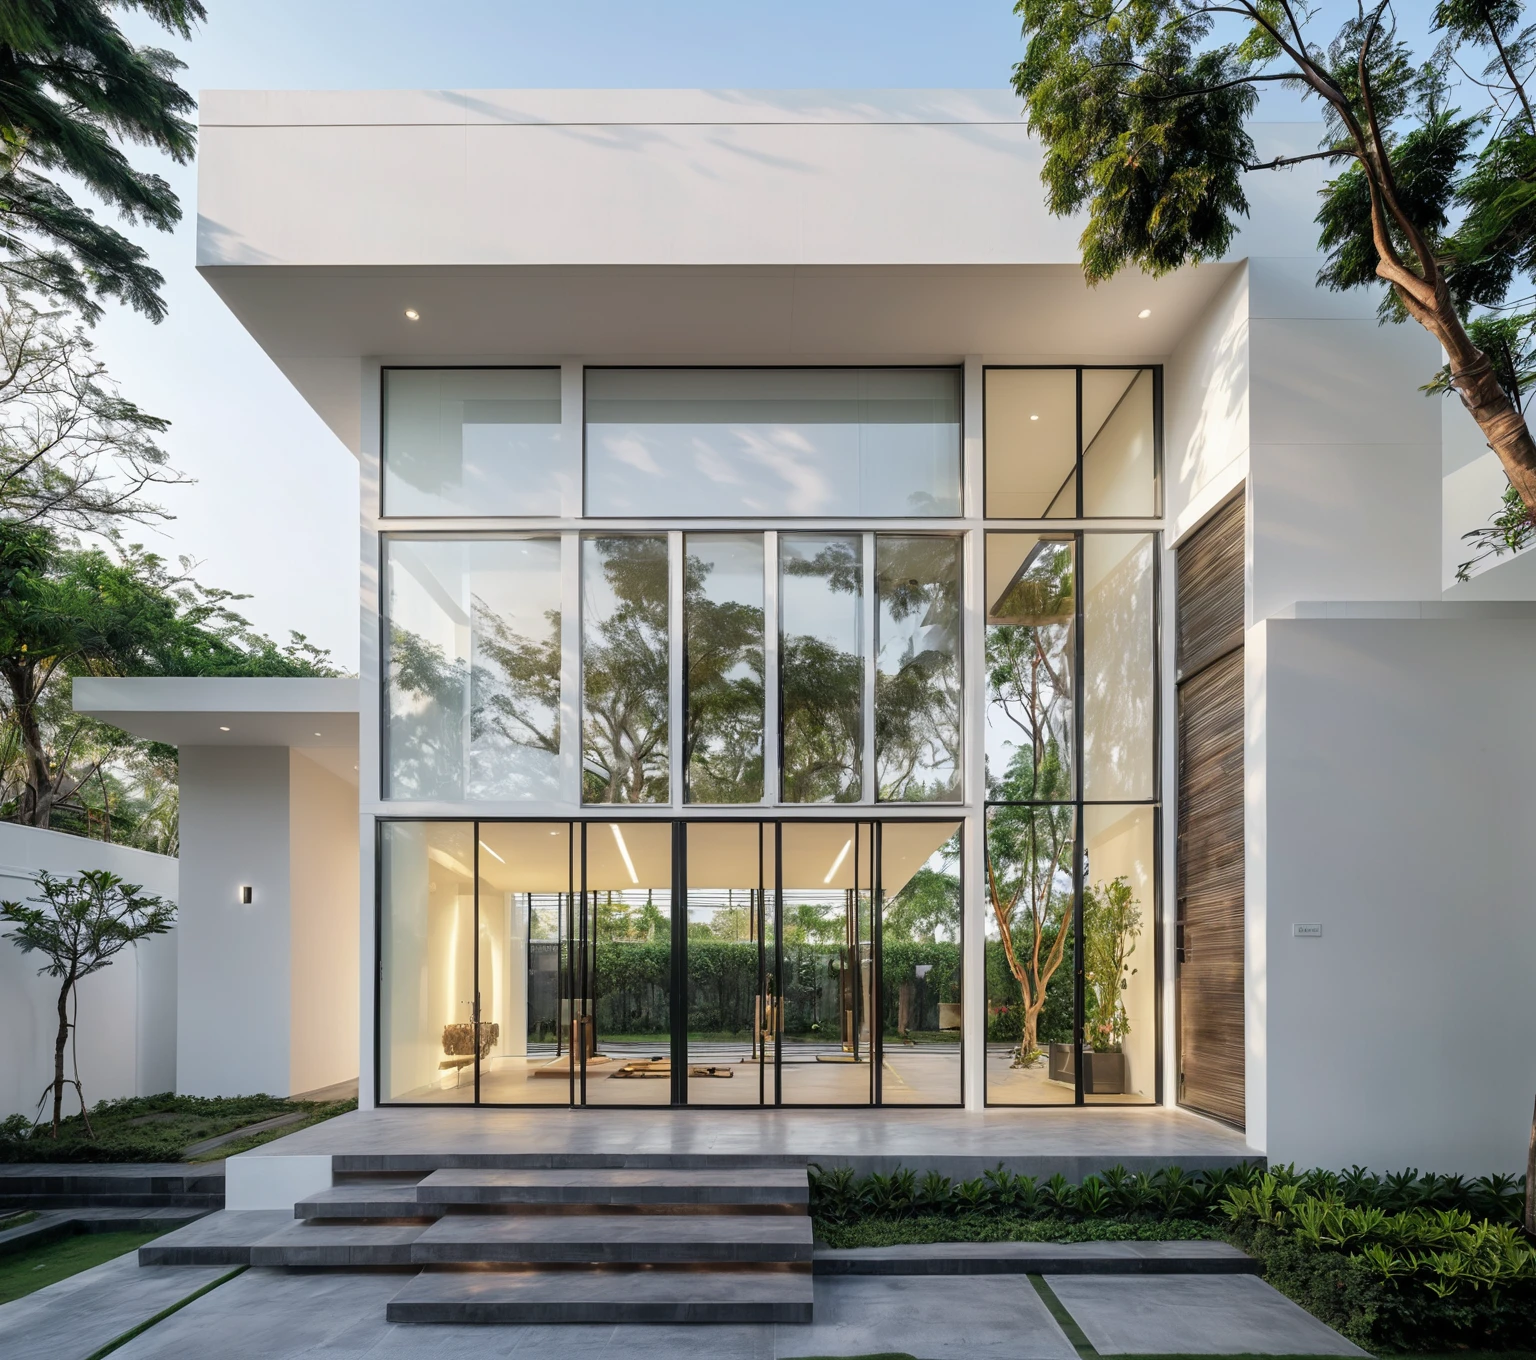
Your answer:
[239,885,253,905]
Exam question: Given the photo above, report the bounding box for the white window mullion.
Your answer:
[669,530,685,808]
[861,531,877,805]
[763,531,780,807]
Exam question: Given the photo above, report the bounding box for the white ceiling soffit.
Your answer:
[199,263,1236,459]
[72,676,360,749]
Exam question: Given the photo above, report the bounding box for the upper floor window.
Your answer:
[584,367,962,518]
[382,367,565,517]
[984,367,1158,519]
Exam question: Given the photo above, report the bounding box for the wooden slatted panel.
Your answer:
[1176,493,1244,681]
[1176,493,1245,1129]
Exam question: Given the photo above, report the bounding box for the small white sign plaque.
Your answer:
[1292,923,1323,938]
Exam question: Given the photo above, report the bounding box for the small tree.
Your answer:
[1,869,174,1135]
[1082,875,1142,1053]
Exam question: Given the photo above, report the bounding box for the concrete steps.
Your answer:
[412,1166,808,1210]
[411,1212,813,1264]
[0,1163,224,1211]
[385,1266,816,1325]
[294,1181,440,1221]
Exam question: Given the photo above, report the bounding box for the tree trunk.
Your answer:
[1526,1093,1534,1237]
[2,659,55,828]
[50,976,70,1136]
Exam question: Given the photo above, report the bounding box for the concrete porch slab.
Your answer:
[232,1104,1257,1180]
[1045,1274,1370,1355]
[815,1239,1257,1274]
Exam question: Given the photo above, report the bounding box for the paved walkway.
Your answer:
[0,1249,1368,1358]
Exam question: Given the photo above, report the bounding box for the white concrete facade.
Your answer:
[59,89,1531,1174]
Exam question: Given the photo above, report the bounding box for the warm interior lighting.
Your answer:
[219,725,231,732]
[1029,414,1039,421]
[479,840,504,864]
[1137,308,1152,318]
[404,307,420,320]
[611,824,639,884]
[824,837,853,884]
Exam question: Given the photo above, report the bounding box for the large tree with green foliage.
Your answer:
[0,522,333,828]
[1013,0,1536,564]
[1,0,205,322]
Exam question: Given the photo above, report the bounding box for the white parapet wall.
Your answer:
[0,824,178,1121]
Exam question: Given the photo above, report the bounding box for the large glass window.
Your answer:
[875,536,962,802]
[985,533,1075,795]
[985,367,1158,519]
[779,534,864,803]
[1082,533,1156,801]
[684,534,765,804]
[384,538,561,801]
[584,368,962,518]
[581,535,670,804]
[382,368,564,517]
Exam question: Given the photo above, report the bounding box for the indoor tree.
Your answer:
[1,868,175,1135]
[1012,0,1536,565]
[0,0,206,322]
[1082,875,1142,1052]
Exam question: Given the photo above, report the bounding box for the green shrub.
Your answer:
[1223,1177,1536,1351]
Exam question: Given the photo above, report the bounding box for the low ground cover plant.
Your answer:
[810,1162,1534,1352]
[0,1092,355,1163]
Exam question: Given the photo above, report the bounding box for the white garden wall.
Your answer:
[0,824,178,1122]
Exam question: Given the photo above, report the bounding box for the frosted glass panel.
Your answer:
[1082,534,1156,800]
[383,368,564,517]
[585,368,961,517]
[384,538,562,801]
[1082,370,1156,517]
[985,369,1077,518]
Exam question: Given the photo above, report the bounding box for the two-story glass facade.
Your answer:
[372,363,1160,1109]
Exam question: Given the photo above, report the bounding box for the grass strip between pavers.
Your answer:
[80,1266,246,1360]
[1028,1273,1099,1358]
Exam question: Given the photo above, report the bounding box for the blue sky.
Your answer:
[93,0,1439,669]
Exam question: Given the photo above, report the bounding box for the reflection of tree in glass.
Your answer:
[882,865,960,944]
[684,550,764,803]
[582,536,669,803]
[987,542,1073,784]
[781,898,844,946]
[780,539,862,803]
[986,744,1073,1065]
[386,594,560,794]
[876,537,962,801]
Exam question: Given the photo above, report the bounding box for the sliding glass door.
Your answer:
[378,817,961,1107]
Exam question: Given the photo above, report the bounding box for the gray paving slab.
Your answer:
[248,1219,427,1266]
[0,1206,208,1254]
[0,1250,227,1360]
[386,1267,815,1323]
[137,1209,291,1264]
[413,1212,813,1263]
[415,1166,808,1206]
[815,1238,1258,1274]
[1046,1274,1371,1355]
[779,1275,1077,1359]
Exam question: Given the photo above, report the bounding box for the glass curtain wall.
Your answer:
[383,537,562,801]
[982,364,1159,1106]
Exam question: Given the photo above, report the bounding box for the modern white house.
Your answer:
[74,88,1536,1181]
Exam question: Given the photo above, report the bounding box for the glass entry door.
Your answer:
[379,817,961,1107]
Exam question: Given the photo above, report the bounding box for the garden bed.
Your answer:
[809,1162,1535,1354]
[0,1093,356,1164]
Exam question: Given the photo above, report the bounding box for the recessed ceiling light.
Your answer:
[1029,414,1039,421]
[1138,308,1152,319]
[611,824,639,885]
[314,732,322,737]
[824,838,853,885]
[219,725,230,732]
[479,839,505,864]
[403,307,420,321]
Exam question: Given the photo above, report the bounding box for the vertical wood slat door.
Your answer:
[1175,492,1246,1128]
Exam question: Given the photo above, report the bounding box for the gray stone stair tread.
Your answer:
[814,1238,1258,1274]
[294,1180,434,1218]
[414,1167,807,1203]
[412,1213,812,1262]
[137,1209,291,1265]
[385,1267,815,1324]
[248,1219,427,1265]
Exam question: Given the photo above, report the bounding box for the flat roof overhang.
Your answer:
[199,261,1240,457]
[73,676,360,749]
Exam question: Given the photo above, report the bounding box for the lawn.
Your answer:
[0,1230,164,1304]
[0,1092,356,1163]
